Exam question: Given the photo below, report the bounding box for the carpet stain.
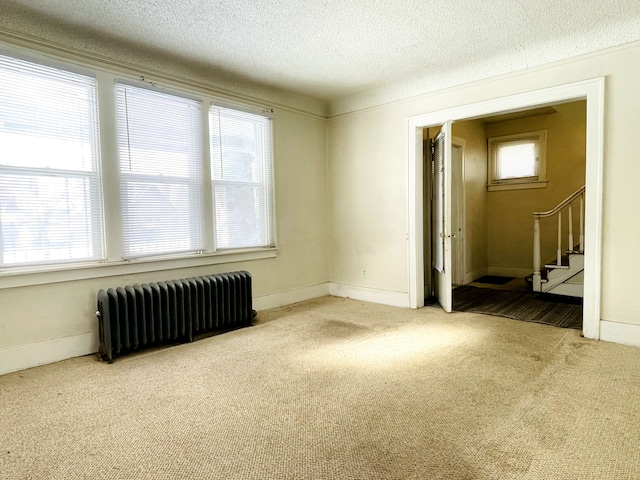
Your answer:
[314,319,372,339]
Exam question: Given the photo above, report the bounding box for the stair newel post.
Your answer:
[557,211,562,266]
[568,202,574,253]
[533,215,542,291]
[579,193,584,252]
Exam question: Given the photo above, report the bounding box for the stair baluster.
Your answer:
[532,185,585,294]
[579,195,584,252]
[533,217,542,291]
[568,203,574,253]
[557,211,562,266]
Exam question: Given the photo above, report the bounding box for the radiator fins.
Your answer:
[96,271,254,363]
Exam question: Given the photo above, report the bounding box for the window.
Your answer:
[0,54,103,267]
[209,106,274,250]
[0,49,276,274]
[488,130,547,191]
[116,83,204,259]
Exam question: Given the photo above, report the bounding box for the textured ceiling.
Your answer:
[2,0,640,110]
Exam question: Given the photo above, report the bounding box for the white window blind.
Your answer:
[116,83,204,259]
[209,106,274,250]
[0,54,103,267]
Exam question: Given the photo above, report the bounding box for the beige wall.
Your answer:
[328,109,409,293]
[485,102,586,274]
[328,41,640,328]
[452,119,488,281]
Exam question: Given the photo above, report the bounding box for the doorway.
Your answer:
[407,78,604,340]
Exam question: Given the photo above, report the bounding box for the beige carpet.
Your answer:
[2,296,640,479]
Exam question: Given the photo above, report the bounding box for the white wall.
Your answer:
[0,21,329,374]
[328,41,640,339]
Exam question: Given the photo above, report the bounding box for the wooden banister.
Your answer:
[532,185,585,292]
[533,186,585,218]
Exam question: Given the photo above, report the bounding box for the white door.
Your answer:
[431,122,453,312]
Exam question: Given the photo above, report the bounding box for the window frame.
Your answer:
[487,130,547,191]
[0,44,278,287]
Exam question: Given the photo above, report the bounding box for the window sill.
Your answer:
[0,248,278,290]
[487,180,548,192]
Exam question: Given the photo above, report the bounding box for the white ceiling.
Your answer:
[3,0,640,105]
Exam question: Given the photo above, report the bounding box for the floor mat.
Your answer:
[473,275,515,285]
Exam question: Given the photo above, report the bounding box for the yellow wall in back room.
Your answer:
[452,119,488,282]
[485,101,587,275]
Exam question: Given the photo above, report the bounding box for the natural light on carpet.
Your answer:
[307,324,482,369]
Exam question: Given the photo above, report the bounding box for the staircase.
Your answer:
[531,186,585,298]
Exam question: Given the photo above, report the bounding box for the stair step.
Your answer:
[544,254,571,270]
[545,263,569,269]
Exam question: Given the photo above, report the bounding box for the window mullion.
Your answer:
[201,100,215,253]
[96,71,124,262]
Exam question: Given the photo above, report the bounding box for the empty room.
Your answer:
[2,1,640,478]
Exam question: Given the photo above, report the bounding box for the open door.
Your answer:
[431,122,453,312]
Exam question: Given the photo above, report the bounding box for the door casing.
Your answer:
[407,78,604,340]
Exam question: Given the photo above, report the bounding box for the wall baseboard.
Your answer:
[329,283,409,308]
[487,266,531,278]
[0,332,97,376]
[1,284,330,376]
[253,283,330,311]
[464,268,488,285]
[599,320,640,348]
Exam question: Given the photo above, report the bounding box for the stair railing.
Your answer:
[532,186,585,291]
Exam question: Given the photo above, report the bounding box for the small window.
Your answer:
[488,130,547,191]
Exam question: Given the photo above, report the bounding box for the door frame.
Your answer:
[451,138,466,287]
[407,77,604,340]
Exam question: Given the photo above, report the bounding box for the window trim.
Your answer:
[0,247,278,289]
[0,43,278,285]
[487,130,547,191]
